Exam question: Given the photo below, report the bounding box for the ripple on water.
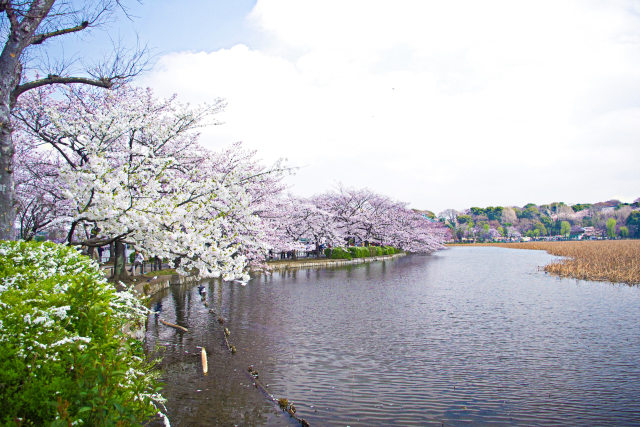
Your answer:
[147,248,640,426]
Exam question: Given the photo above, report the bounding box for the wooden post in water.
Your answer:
[201,347,208,376]
[159,319,188,332]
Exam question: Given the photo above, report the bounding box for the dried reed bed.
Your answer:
[453,240,640,285]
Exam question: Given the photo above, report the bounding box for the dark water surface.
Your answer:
[146,247,640,426]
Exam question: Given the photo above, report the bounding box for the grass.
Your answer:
[451,240,640,285]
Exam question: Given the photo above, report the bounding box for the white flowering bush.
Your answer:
[0,241,164,425]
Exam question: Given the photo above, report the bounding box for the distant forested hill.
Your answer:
[437,198,640,242]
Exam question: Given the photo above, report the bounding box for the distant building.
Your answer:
[579,226,604,238]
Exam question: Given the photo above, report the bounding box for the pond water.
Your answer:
[145,247,640,426]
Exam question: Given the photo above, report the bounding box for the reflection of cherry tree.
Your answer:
[16,86,285,281]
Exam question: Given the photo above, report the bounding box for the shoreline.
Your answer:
[266,252,406,270]
[126,273,200,298]
[124,253,408,298]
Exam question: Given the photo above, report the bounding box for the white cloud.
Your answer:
[142,0,640,211]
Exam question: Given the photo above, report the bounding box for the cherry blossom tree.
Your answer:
[14,135,69,240]
[205,142,291,264]
[0,0,147,240]
[16,86,286,282]
[380,204,445,252]
[314,187,384,244]
[438,208,459,225]
[264,195,342,258]
[261,196,310,258]
[315,187,444,252]
[268,187,446,255]
[305,195,344,253]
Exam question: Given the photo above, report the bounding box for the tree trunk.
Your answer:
[0,33,19,240]
[112,239,128,282]
[0,113,15,240]
[0,0,56,240]
[0,58,20,241]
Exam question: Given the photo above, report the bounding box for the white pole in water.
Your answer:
[201,347,208,376]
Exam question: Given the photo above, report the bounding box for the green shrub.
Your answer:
[0,241,164,426]
[347,246,370,258]
[330,247,352,260]
[325,246,402,259]
[382,246,398,255]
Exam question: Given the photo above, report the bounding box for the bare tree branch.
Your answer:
[4,2,20,29]
[86,38,150,86]
[12,74,112,99]
[30,19,88,45]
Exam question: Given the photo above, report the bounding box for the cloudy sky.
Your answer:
[100,0,640,212]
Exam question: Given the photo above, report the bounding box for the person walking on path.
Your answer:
[130,251,144,276]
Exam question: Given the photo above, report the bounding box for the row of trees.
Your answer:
[440,200,640,242]
[13,85,447,282]
[265,188,448,256]
[0,0,446,283]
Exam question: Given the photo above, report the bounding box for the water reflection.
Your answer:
[146,248,640,426]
